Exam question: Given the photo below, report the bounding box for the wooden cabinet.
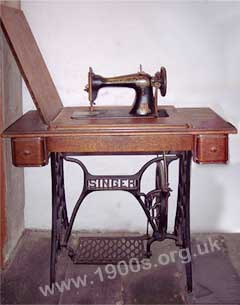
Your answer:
[12,137,49,167]
[4,110,236,167]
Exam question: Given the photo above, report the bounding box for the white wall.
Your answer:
[21,1,240,233]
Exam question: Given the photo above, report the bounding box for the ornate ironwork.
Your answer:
[69,236,146,264]
[50,151,193,292]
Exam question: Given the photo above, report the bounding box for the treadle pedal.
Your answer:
[68,235,148,264]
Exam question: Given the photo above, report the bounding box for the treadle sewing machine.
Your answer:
[0,6,237,293]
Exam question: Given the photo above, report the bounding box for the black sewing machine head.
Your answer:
[84,65,167,117]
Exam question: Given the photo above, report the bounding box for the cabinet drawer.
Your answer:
[12,137,49,167]
[194,135,228,164]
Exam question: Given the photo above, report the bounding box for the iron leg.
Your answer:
[50,152,69,286]
[50,152,58,285]
[184,219,193,293]
[184,151,192,293]
[146,237,155,258]
[176,151,192,293]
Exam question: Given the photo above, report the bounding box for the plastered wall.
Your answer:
[21,1,240,233]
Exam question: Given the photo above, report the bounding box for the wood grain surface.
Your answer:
[3,107,237,137]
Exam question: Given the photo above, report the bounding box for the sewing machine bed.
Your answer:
[70,107,169,119]
[50,105,190,130]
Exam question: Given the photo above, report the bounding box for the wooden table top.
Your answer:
[2,106,237,138]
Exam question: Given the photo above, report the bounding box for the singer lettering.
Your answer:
[87,178,137,190]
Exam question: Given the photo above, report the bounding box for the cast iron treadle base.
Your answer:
[50,152,192,292]
[68,236,147,264]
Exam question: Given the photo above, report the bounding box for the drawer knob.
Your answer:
[210,146,217,153]
[23,149,31,156]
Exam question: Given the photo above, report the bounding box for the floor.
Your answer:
[1,230,240,304]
